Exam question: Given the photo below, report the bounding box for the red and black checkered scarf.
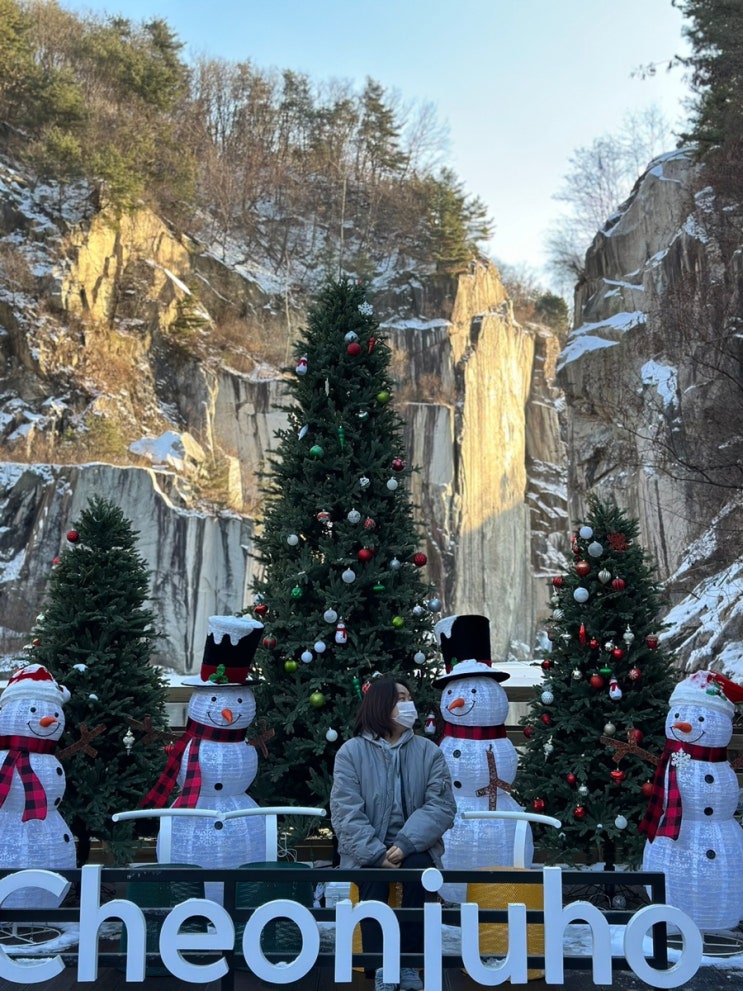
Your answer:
[0,736,58,822]
[443,723,506,740]
[141,718,247,809]
[639,738,727,842]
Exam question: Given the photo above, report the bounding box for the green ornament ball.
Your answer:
[284,659,298,673]
[291,586,303,599]
[376,390,391,405]
[391,615,405,628]
[309,691,326,708]
[309,445,324,458]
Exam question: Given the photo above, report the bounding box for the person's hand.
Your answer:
[386,845,403,865]
[381,856,399,869]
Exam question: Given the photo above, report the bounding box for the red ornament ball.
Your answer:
[523,725,534,739]
[628,667,642,681]
[262,636,277,649]
[540,713,552,726]
[589,673,604,689]
[52,556,61,566]
[646,634,659,650]
[611,577,626,592]
[610,769,626,784]
[589,637,600,650]
[541,659,553,670]
[532,798,546,813]
[575,560,591,577]
[412,552,427,567]
[629,728,644,744]
[611,647,625,661]
[566,773,577,786]
[346,341,362,356]
[641,781,654,798]
[66,529,79,543]
[552,576,564,588]
[363,517,376,530]
[357,548,374,563]
[574,806,586,820]
[391,457,405,471]
[254,604,268,618]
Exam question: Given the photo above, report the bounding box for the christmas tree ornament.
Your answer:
[587,540,603,557]
[386,477,399,491]
[572,668,582,680]
[290,585,303,599]
[566,773,577,786]
[413,650,426,665]
[603,640,614,651]
[325,728,338,743]
[357,547,374,562]
[316,510,332,526]
[359,475,370,488]
[341,568,356,583]
[540,713,552,726]
[588,638,599,651]
[52,556,61,566]
[298,424,309,439]
[346,341,362,356]
[646,634,659,649]
[66,530,79,543]
[295,355,308,375]
[607,532,628,551]
[608,677,622,701]
[262,636,277,649]
[578,622,587,646]
[334,621,347,644]
[541,659,553,670]
[578,784,589,796]
[300,649,313,664]
[284,660,297,672]
[523,725,534,739]
[641,781,654,798]
[628,727,643,744]
[573,587,589,603]
[610,769,626,784]
[589,673,604,689]
[611,646,624,661]
[373,582,385,592]
[376,390,391,404]
[615,815,628,830]
[623,625,635,645]
[532,798,546,813]
[424,712,437,734]
[309,444,324,458]
[598,569,611,584]
[412,552,427,567]
[347,508,361,524]
[363,517,376,529]
[352,676,362,699]
[309,692,326,708]
[603,721,616,736]
[323,608,338,624]
[391,457,405,471]
[543,739,554,755]
[357,409,369,420]
[344,331,358,342]
[427,598,442,612]
[286,533,299,546]
[628,666,642,681]
[552,608,564,620]
[540,690,554,705]
[611,576,626,591]
[575,560,590,576]
[412,604,425,616]
[314,641,326,653]
[254,603,268,618]
[574,806,586,819]
[368,337,377,353]
[391,615,405,629]
[578,525,593,539]
[552,576,564,588]
[358,301,374,315]
[389,557,402,570]
[599,664,612,676]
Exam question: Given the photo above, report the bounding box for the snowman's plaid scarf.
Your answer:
[0,736,58,821]
[639,739,727,842]
[442,724,507,740]
[141,718,248,809]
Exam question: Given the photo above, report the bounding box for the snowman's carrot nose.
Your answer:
[221,709,234,723]
[447,698,466,712]
[673,721,693,733]
[39,716,57,727]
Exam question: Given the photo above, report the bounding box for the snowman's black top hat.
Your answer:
[183,616,264,687]
[433,614,509,687]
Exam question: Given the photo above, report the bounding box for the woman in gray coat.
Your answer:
[330,676,456,991]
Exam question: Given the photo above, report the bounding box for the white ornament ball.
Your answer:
[572,668,582,680]
[543,741,554,755]
[552,608,563,620]
[323,609,338,623]
[286,533,299,546]
[598,569,611,584]
[301,650,313,664]
[541,690,554,705]
[587,541,603,557]
[604,722,616,736]
[314,641,327,653]
[359,476,370,489]
[347,509,361,524]
[389,557,402,570]
[344,331,358,343]
[579,525,593,539]
[615,815,628,830]
[413,651,426,665]
[73,663,88,673]
[325,728,338,742]
[341,568,356,584]
[578,784,589,796]
[412,605,424,616]
[88,693,99,701]
[386,478,399,491]
[573,587,589,603]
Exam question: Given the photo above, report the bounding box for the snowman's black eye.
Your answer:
[698,716,704,722]
[30,707,36,713]
[673,712,679,719]
[471,688,477,694]
[237,697,243,704]
[211,696,218,702]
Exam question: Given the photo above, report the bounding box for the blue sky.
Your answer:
[61,1,690,282]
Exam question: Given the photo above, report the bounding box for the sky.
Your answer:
[60,0,691,284]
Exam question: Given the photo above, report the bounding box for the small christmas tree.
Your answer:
[514,496,676,869]
[30,496,169,864]
[249,279,442,810]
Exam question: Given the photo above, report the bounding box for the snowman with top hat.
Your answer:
[639,669,743,932]
[434,614,532,902]
[0,664,75,908]
[141,616,267,871]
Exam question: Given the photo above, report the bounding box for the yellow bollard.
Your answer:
[467,869,545,981]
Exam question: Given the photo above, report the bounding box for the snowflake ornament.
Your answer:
[671,750,692,774]
[358,302,374,316]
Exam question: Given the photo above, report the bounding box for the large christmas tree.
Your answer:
[249,279,443,811]
[29,496,169,864]
[514,496,676,869]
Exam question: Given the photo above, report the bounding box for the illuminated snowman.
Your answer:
[0,664,75,908]
[142,616,267,871]
[640,669,743,932]
[434,615,532,902]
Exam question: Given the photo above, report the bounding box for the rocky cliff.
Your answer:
[0,159,567,673]
[559,147,743,673]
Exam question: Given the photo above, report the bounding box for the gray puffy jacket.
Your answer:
[330,731,456,869]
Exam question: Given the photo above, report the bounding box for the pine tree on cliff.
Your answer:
[248,278,442,810]
[514,496,676,869]
[30,496,169,864]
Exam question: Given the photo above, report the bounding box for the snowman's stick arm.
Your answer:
[58,721,106,759]
[730,751,743,769]
[600,736,659,767]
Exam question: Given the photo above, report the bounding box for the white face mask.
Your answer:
[393,701,418,729]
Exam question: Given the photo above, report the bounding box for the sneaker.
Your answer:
[374,968,398,991]
[400,967,423,991]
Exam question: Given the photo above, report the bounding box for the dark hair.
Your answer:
[353,676,411,739]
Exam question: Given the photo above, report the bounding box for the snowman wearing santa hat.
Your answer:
[0,664,75,907]
[142,616,267,871]
[434,614,532,902]
[640,669,743,932]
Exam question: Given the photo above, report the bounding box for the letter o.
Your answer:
[624,905,702,989]
[242,899,319,983]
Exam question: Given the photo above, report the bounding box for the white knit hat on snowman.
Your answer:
[1,664,70,707]
[669,669,743,718]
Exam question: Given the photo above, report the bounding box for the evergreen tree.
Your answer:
[249,279,442,812]
[30,496,169,865]
[514,497,676,869]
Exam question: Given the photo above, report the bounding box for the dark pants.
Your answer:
[358,850,434,955]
